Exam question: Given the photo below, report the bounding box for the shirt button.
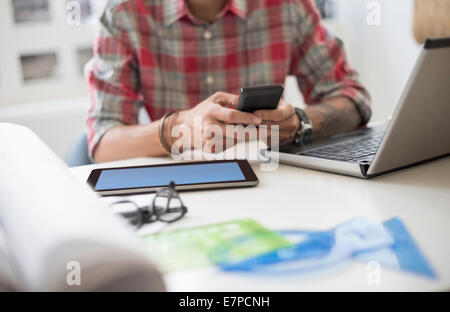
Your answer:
[204,30,212,40]
[206,76,214,85]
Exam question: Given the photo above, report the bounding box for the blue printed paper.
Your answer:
[355,217,437,279]
[214,217,437,279]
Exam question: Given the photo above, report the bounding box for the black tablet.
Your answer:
[87,159,259,196]
[237,84,284,113]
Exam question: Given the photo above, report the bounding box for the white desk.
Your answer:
[71,156,450,291]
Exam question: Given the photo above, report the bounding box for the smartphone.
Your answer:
[237,84,284,113]
[87,160,259,196]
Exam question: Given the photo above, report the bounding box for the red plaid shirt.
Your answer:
[87,0,371,156]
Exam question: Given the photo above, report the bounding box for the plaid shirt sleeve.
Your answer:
[291,0,372,123]
[86,3,142,158]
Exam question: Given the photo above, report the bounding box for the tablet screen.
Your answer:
[94,162,246,191]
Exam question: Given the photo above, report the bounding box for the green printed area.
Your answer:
[140,219,291,272]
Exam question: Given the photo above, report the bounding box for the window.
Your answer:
[12,0,51,24]
[20,52,59,82]
[315,0,339,19]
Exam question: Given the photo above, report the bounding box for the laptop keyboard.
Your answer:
[298,132,384,163]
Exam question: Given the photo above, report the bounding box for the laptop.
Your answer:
[269,37,450,178]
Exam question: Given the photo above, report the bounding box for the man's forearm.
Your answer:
[304,97,363,138]
[93,121,168,162]
[93,96,363,162]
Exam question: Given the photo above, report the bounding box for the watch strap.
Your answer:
[294,108,313,145]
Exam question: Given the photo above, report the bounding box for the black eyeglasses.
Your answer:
[110,181,188,228]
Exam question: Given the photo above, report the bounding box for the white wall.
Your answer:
[0,0,96,105]
[284,0,422,123]
[338,0,422,122]
[0,98,87,158]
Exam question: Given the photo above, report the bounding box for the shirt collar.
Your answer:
[164,0,247,26]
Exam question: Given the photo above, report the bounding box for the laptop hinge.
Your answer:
[360,164,370,177]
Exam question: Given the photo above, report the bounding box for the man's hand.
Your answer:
[94,94,363,163]
[252,97,363,146]
[254,100,301,145]
[166,92,263,153]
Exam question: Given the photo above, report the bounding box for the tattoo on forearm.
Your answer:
[305,98,362,138]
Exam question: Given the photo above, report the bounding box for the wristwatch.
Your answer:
[294,107,313,145]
